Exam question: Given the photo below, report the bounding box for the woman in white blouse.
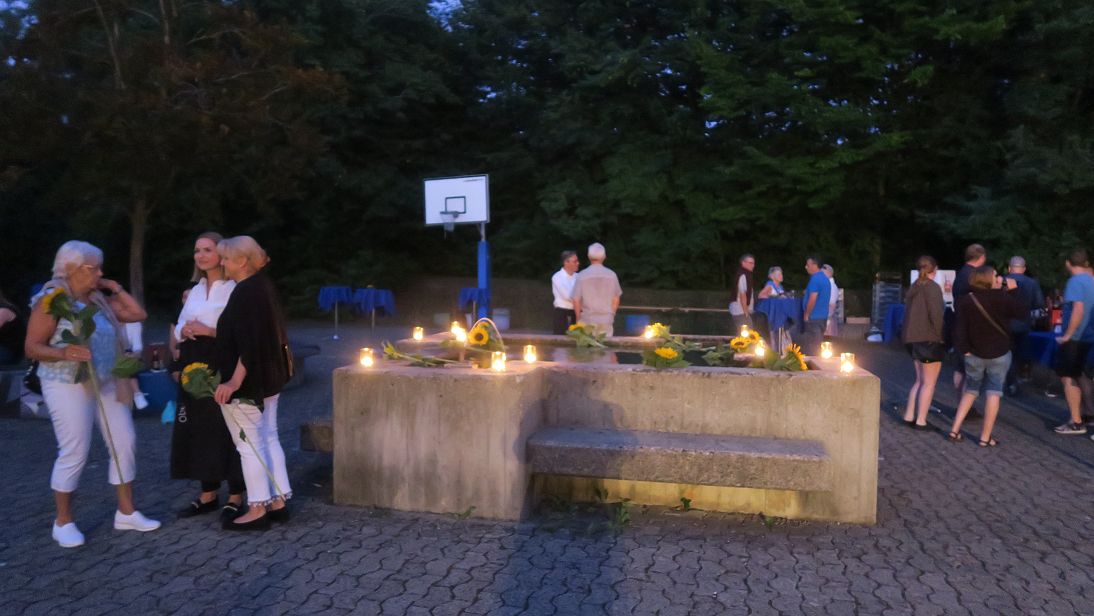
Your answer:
[170,232,245,522]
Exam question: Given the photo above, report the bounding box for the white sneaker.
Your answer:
[52,522,85,548]
[114,510,161,532]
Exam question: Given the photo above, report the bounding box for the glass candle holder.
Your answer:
[740,325,750,338]
[755,341,766,358]
[359,347,375,368]
[450,321,461,334]
[839,352,855,374]
[523,345,537,364]
[412,326,424,341]
[643,325,655,339]
[820,341,833,360]
[491,351,507,372]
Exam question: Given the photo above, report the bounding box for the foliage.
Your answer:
[641,345,690,370]
[381,341,455,367]
[566,322,607,348]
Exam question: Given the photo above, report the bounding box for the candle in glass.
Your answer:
[643,325,655,339]
[839,352,855,374]
[740,325,750,337]
[820,341,833,360]
[412,326,424,341]
[755,340,766,358]
[523,345,537,364]
[491,351,507,371]
[359,347,375,368]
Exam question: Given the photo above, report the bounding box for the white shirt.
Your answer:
[828,278,839,308]
[728,273,752,316]
[551,268,577,310]
[174,278,236,340]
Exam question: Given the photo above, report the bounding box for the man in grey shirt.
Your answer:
[572,243,622,337]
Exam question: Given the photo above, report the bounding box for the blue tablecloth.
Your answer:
[882,304,905,343]
[317,286,353,312]
[137,370,177,415]
[1021,331,1094,367]
[351,288,395,316]
[459,287,491,311]
[755,298,801,332]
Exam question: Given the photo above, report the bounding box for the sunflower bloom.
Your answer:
[654,347,679,360]
[730,337,750,351]
[787,345,808,371]
[468,325,490,346]
[40,287,65,315]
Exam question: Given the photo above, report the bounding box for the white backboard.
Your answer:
[910,269,957,306]
[424,174,490,226]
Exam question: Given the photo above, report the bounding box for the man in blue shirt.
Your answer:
[1004,256,1045,395]
[1053,249,1094,435]
[800,256,831,355]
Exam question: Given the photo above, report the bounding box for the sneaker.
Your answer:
[114,510,162,532]
[1054,422,1087,435]
[52,522,85,548]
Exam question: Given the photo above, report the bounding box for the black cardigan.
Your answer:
[216,272,289,406]
[954,289,1026,360]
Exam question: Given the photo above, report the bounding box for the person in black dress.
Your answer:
[213,236,292,530]
[171,232,245,520]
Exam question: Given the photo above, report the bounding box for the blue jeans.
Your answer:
[963,352,1011,398]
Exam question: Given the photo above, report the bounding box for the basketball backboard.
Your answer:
[424,175,490,229]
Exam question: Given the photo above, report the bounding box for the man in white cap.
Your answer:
[572,242,622,337]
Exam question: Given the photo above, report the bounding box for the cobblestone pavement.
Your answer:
[3,323,1094,615]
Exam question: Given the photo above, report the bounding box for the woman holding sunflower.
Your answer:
[170,232,245,522]
[25,241,160,548]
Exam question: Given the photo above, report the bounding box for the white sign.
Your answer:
[910,269,957,306]
[424,175,490,226]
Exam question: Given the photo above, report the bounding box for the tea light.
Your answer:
[820,341,833,360]
[755,340,766,358]
[491,351,507,372]
[523,345,537,364]
[839,352,855,374]
[643,325,655,339]
[450,321,461,334]
[359,347,375,368]
[740,325,750,338]
[412,326,424,341]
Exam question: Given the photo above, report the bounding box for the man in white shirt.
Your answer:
[551,250,580,334]
[823,264,840,337]
[572,243,623,337]
[728,254,756,331]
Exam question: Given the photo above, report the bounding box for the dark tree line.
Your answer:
[2,0,1091,313]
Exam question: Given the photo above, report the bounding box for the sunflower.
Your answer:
[40,287,65,315]
[787,344,808,371]
[748,329,763,343]
[654,347,679,360]
[729,336,751,352]
[568,323,583,332]
[468,324,490,346]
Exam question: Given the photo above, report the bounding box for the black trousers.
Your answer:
[553,308,576,335]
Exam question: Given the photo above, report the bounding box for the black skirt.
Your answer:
[170,336,244,484]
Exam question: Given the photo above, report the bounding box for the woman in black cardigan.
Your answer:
[213,236,291,530]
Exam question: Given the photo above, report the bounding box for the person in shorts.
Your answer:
[947,266,1025,446]
[1053,250,1094,435]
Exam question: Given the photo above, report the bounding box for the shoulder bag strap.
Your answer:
[969,294,1010,340]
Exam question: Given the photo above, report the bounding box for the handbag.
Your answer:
[23,361,41,395]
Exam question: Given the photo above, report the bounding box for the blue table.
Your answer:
[1021,331,1094,367]
[459,288,491,320]
[318,286,353,339]
[352,288,395,331]
[882,304,905,344]
[137,370,177,415]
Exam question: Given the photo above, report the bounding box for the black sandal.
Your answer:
[947,431,964,442]
[978,437,999,447]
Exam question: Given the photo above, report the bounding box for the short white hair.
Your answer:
[822,264,834,275]
[52,240,103,278]
[587,242,606,261]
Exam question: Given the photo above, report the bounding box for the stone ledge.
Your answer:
[528,427,832,492]
[301,418,333,453]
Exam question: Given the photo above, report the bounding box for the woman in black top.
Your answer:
[213,236,291,530]
[947,266,1025,447]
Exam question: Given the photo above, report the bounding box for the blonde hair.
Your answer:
[970,265,996,290]
[191,231,226,282]
[217,235,269,273]
[52,240,103,278]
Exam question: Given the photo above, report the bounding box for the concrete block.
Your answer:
[528,427,832,491]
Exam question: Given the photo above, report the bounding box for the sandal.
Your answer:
[978,437,999,447]
[947,431,964,443]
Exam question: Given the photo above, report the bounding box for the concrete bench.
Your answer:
[527,427,832,493]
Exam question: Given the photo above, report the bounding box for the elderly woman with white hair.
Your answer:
[213,236,292,530]
[25,241,161,548]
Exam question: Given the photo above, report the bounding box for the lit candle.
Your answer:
[450,321,461,334]
[839,352,855,374]
[359,347,375,368]
[820,341,833,360]
[643,325,655,339]
[412,326,424,341]
[454,327,467,343]
[740,325,750,338]
[523,345,537,364]
[755,340,766,358]
[491,351,507,372]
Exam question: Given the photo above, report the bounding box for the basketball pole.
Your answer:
[477,222,490,320]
